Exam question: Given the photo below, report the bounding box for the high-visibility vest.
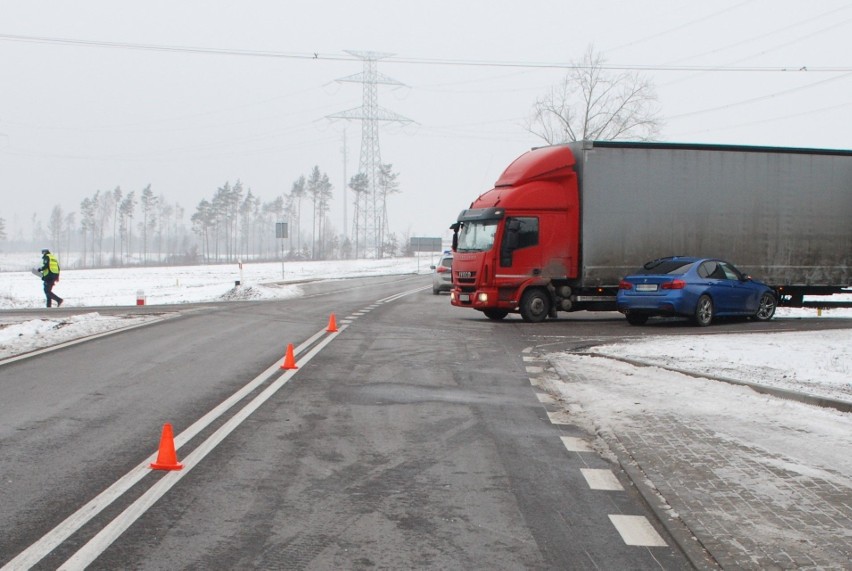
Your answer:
[43,254,60,277]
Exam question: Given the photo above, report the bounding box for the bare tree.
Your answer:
[64,212,76,262]
[348,172,368,258]
[111,186,122,264]
[289,176,306,255]
[377,164,400,258]
[119,191,136,264]
[191,199,214,262]
[96,191,114,266]
[527,45,661,144]
[79,196,96,267]
[49,205,64,257]
[139,185,157,263]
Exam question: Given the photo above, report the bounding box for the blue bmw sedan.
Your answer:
[617,256,777,326]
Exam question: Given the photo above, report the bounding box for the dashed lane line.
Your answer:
[525,348,669,549]
[560,436,593,453]
[609,515,668,547]
[581,469,625,491]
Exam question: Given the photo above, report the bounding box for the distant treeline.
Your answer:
[1,164,411,268]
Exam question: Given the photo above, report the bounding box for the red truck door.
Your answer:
[497,216,541,281]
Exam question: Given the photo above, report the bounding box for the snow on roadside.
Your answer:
[585,328,852,402]
[540,352,852,499]
[0,313,165,359]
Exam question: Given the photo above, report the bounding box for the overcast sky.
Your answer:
[1,0,850,243]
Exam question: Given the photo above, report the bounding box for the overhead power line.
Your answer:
[0,33,849,73]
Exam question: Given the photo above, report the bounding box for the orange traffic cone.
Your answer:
[280,343,298,370]
[150,423,183,471]
[326,313,338,333]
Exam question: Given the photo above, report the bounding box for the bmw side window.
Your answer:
[699,261,723,278]
[706,262,727,280]
[720,263,742,280]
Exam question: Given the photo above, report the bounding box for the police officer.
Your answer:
[40,249,63,308]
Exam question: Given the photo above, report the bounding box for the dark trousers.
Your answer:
[43,278,63,307]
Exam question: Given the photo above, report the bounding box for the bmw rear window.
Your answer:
[635,260,694,275]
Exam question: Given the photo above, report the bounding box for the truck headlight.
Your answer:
[477,292,488,303]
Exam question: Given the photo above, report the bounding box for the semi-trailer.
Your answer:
[449,140,852,321]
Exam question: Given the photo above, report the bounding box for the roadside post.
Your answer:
[276,222,288,279]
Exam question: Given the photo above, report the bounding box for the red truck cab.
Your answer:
[450,145,581,321]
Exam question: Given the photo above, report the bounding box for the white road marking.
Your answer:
[581,469,624,491]
[525,365,544,374]
[546,410,572,425]
[609,515,667,547]
[58,325,347,569]
[378,286,429,303]
[560,436,592,452]
[2,326,333,570]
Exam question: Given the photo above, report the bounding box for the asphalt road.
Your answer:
[2,274,849,570]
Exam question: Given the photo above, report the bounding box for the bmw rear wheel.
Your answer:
[752,292,777,321]
[626,313,649,325]
[694,295,713,326]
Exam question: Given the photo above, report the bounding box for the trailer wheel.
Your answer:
[483,309,509,321]
[694,295,714,326]
[626,313,649,325]
[752,292,777,321]
[520,289,550,322]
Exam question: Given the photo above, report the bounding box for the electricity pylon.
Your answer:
[328,50,412,258]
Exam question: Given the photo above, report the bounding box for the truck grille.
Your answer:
[456,271,476,285]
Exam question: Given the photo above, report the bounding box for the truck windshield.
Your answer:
[457,220,498,252]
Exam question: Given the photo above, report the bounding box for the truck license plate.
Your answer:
[460,294,471,302]
[636,284,658,292]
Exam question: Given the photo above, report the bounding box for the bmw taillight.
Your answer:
[618,280,633,290]
[436,266,449,273]
[661,279,686,290]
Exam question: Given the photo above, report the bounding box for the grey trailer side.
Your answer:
[570,141,852,293]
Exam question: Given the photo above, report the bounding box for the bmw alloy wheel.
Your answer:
[694,295,713,326]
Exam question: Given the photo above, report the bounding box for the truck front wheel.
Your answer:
[520,289,551,323]
[482,309,509,320]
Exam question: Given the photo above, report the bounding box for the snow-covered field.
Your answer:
[0,254,431,308]
[0,256,427,358]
